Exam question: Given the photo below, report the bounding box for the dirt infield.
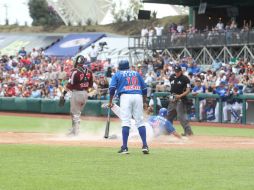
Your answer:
[1,112,254,149]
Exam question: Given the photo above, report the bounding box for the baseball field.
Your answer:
[0,112,254,190]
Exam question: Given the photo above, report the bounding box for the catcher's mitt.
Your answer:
[59,96,65,107]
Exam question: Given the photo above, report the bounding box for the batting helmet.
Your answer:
[118,60,129,70]
[159,108,168,117]
[74,55,87,68]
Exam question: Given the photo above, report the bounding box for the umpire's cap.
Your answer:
[118,60,129,70]
[174,65,182,72]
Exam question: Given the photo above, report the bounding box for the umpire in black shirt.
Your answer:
[167,65,193,136]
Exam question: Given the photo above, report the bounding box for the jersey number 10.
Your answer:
[126,76,138,85]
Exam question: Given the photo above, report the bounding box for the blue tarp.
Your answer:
[44,33,106,57]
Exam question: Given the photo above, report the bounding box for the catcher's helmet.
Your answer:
[159,108,168,117]
[118,60,129,70]
[74,55,87,68]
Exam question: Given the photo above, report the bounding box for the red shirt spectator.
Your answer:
[4,85,16,97]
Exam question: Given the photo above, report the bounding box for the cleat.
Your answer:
[118,147,129,154]
[142,146,149,154]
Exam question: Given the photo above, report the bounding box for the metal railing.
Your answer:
[129,30,254,49]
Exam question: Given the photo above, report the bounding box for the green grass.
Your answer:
[0,115,254,190]
[0,145,254,190]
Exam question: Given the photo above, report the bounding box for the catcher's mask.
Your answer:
[74,55,87,68]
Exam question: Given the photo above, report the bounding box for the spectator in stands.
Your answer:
[228,72,239,86]
[147,93,162,114]
[97,76,109,100]
[179,58,188,71]
[192,78,207,121]
[177,23,185,33]
[147,60,154,73]
[18,47,27,57]
[145,71,156,98]
[230,19,237,30]
[215,70,227,87]
[137,64,143,76]
[162,54,170,66]
[187,61,200,75]
[154,24,164,46]
[141,26,149,46]
[226,84,246,123]
[213,80,230,122]
[148,26,155,47]
[187,72,195,88]
[88,43,98,62]
[22,86,32,97]
[216,19,224,32]
[211,58,222,72]
[4,83,16,97]
[0,85,4,97]
[58,66,67,80]
[168,22,177,33]
[105,66,113,83]
[30,85,41,98]
[30,48,39,60]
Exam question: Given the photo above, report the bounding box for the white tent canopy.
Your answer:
[79,36,149,67]
[79,36,129,67]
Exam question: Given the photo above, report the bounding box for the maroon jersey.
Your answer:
[66,67,93,91]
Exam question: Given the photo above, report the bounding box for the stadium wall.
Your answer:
[0,98,111,117]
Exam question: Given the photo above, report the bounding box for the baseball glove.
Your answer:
[59,96,65,107]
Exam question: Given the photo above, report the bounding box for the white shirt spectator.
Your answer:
[141,27,149,37]
[216,21,224,31]
[31,48,39,59]
[154,25,164,36]
[89,45,98,59]
[177,24,184,33]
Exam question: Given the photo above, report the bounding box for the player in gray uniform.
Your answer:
[108,60,149,154]
[60,55,93,136]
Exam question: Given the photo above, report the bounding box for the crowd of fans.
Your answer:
[0,47,111,100]
[1,35,254,123]
[140,18,253,47]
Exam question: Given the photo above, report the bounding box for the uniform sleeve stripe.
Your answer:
[70,70,77,85]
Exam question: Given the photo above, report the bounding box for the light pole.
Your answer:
[3,4,8,25]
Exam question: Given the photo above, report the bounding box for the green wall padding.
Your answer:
[0,98,2,110]
[0,97,16,111]
[26,98,41,112]
[14,98,28,111]
[41,99,57,113]
[55,100,70,114]
[82,100,101,116]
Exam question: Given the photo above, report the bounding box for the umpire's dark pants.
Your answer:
[167,99,192,134]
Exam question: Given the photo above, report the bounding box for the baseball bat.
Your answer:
[104,107,111,138]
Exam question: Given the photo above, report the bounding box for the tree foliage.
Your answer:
[28,0,64,26]
[110,0,143,23]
